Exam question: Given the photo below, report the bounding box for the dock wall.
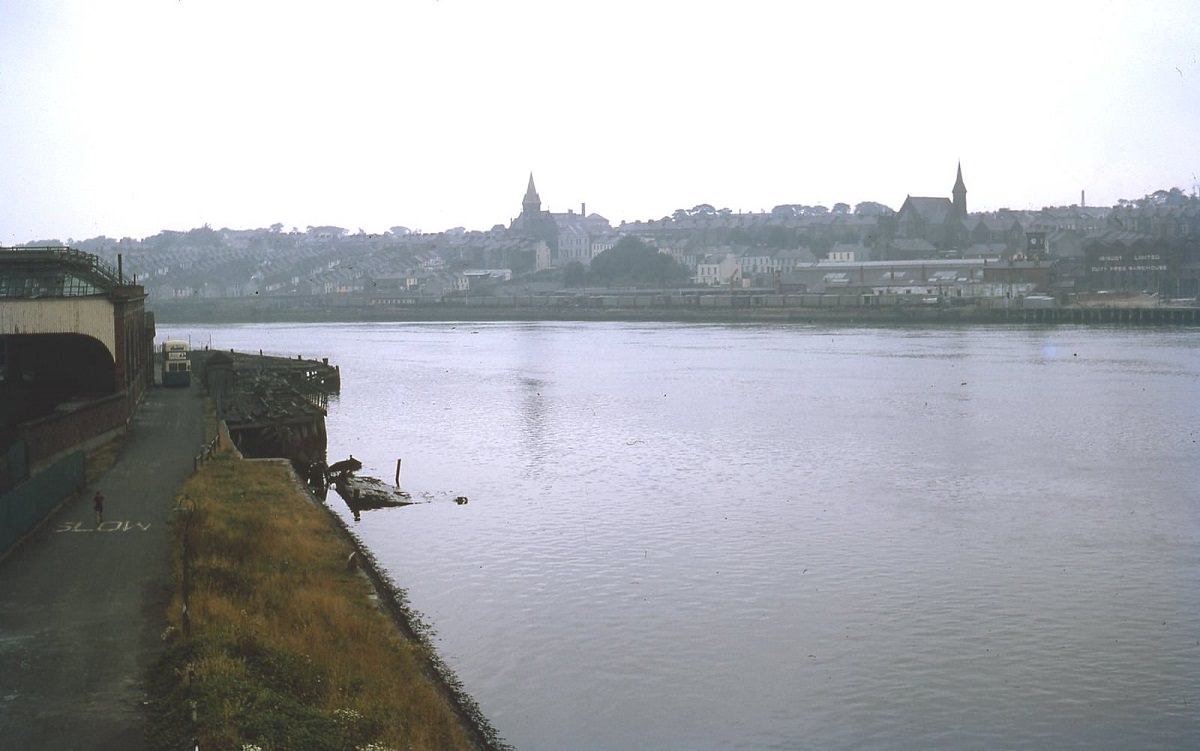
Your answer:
[154,294,1200,326]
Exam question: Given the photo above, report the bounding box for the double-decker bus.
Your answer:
[161,339,191,387]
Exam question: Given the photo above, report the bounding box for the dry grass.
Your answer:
[147,443,485,751]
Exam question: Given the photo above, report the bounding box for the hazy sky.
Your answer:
[1,0,1197,244]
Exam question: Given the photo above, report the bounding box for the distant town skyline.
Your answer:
[2,0,1197,245]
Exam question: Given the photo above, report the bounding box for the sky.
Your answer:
[1,0,1197,244]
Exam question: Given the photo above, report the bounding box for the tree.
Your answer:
[1141,187,1188,208]
[589,236,691,287]
[186,225,221,246]
[854,201,895,217]
[510,248,537,276]
[765,225,792,248]
[562,261,588,287]
[832,202,851,215]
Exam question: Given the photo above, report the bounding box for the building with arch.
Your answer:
[0,246,153,470]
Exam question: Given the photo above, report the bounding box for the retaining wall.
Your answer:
[0,451,85,558]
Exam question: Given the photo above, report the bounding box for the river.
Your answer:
[169,321,1200,750]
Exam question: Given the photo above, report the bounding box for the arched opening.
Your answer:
[0,334,116,441]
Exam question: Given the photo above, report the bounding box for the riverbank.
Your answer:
[153,297,1200,326]
[145,429,506,751]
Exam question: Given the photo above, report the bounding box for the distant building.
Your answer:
[782,258,1045,298]
[696,253,741,286]
[952,161,968,216]
[510,174,559,251]
[509,173,613,268]
[969,213,1026,254]
[1083,230,1181,294]
[827,243,865,263]
[891,163,972,254]
[775,246,818,271]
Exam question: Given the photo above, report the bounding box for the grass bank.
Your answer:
[145,441,505,751]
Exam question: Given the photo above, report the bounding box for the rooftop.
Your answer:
[0,246,125,298]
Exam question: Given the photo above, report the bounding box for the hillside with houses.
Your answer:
[22,173,1200,308]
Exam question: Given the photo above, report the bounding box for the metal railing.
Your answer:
[193,433,221,472]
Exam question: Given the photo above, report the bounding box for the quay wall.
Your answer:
[287,463,506,751]
[154,295,1200,326]
[210,431,507,749]
[186,361,505,746]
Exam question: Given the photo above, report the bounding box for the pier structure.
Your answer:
[192,349,339,469]
[993,304,1200,325]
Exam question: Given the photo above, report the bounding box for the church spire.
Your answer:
[523,173,541,214]
[952,161,967,216]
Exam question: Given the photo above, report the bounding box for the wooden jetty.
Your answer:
[193,349,339,467]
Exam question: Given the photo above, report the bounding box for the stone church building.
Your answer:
[891,163,971,256]
[510,174,615,268]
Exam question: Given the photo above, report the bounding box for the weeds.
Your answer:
[146,448,479,751]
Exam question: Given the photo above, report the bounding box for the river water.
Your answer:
[170,321,1200,750]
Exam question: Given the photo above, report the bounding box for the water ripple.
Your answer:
[179,322,1200,751]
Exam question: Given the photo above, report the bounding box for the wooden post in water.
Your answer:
[395,458,402,488]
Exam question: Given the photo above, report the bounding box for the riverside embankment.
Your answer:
[147,351,506,750]
[153,294,1200,326]
[0,358,504,750]
[149,429,506,750]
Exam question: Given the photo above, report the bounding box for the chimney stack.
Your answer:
[581,202,586,217]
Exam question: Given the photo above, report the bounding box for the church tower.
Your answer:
[522,173,542,216]
[512,173,558,251]
[952,162,968,216]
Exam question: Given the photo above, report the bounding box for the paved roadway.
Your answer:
[0,382,205,750]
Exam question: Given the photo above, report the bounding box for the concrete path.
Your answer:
[0,382,205,750]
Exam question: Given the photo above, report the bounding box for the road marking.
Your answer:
[54,521,152,533]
